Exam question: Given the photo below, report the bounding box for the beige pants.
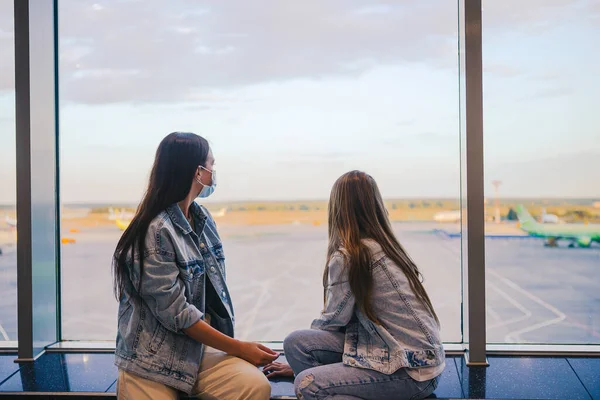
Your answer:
[117,346,271,400]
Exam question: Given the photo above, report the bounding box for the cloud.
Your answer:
[272,150,359,162]
[0,0,595,104]
[484,63,523,78]
[486,152,600,198]
[181,104,213,112]
[377,131,457,147]
[1,0,457,103]
[482,0,596,33]
[0,2,14,92]
[56,0,459,105]
[518,85,574,101]
[532,86,574,99]
[396,118,417,127]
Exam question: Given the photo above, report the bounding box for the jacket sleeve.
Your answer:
[311,253,356,331]
[133,228,203,334]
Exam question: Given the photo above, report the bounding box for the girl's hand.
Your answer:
[234,341,280,366]
[263,361,294,378]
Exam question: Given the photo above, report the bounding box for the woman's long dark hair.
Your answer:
[325,170,440,325]
[112,132,210,301]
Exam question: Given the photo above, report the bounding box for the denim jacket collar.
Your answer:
[166,202,207,235]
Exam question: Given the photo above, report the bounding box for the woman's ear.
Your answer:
[194,166,203,185]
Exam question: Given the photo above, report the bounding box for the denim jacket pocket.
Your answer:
[212,243,225,260]
[147,323,168,354]
[365,323,390,362]
[180,259,204,281]
[209,244,226,280]
[180,269,194,282]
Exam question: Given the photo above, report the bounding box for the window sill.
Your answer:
[42,341,600,356]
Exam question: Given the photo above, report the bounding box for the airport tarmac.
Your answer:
[0,222,598,345]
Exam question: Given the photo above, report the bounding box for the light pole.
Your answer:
[492,180,502,223]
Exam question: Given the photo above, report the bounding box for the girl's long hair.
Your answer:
[325,170,439,324]
[112,132,210,300]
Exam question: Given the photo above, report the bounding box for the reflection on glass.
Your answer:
[59,1,462,342]
[0,353,116,392]
[483,1,600,344]
[0,0,17,344]
[30,0,59,351]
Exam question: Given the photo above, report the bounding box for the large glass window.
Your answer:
[0,0,17,344]
[483,1,600,344]
[59,1,462,342]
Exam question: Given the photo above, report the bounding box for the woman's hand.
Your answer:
[184,321,279,366]
[263,361,294,379]
[234,341,280,366]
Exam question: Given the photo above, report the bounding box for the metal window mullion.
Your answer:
[14,0,34,362]
[53,0,62,343]
[14,0,60,361]
[464,0,488,366]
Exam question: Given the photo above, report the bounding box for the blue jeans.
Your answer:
[284,329,439,400]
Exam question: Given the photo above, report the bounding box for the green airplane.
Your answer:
[515,205,600,248]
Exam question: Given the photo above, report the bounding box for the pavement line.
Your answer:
[0,322,10,341]
[488,269,567,342]
[486,280,532,330]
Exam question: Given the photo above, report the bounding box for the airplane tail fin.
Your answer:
[515,204,538,230]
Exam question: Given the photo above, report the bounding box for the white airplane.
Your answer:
[433,210,461,223]
[5,215,17,228]
[540,208,560,224]
[62,207,91,220]
[212,207,228,218]
[108,207,135,221]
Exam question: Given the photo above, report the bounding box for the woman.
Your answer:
[113,132,278,399]
[264,171,444,400]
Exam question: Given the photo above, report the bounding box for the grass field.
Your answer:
[2,198,600,228]
[1,199,599,250]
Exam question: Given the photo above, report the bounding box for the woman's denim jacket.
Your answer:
[114,202,234,394]
[311,239,445,374]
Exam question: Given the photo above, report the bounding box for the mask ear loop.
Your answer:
[195,167,205,186]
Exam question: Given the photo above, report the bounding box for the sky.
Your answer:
[0,0,599,204]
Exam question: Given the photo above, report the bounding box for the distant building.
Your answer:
[433,210,461,223]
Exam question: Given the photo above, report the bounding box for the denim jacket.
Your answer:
[115,202,234,394]
[311,239,444,375]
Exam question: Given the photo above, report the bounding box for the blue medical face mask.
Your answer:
[196,166,216,198]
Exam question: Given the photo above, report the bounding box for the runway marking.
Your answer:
[238,280,274,341]
[441,240,571,342]
[486,280,532,330]
[488,269,566,342]
[561,321,600,340]
[0,322,10,341]
[486,305,502,323]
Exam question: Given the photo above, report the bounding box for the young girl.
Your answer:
[264,170,444,400]
[113,132,278,399]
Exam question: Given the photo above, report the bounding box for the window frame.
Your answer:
[5,0,599,362]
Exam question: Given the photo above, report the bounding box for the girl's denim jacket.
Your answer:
[115,202,233,394]
[311,239,445,374]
